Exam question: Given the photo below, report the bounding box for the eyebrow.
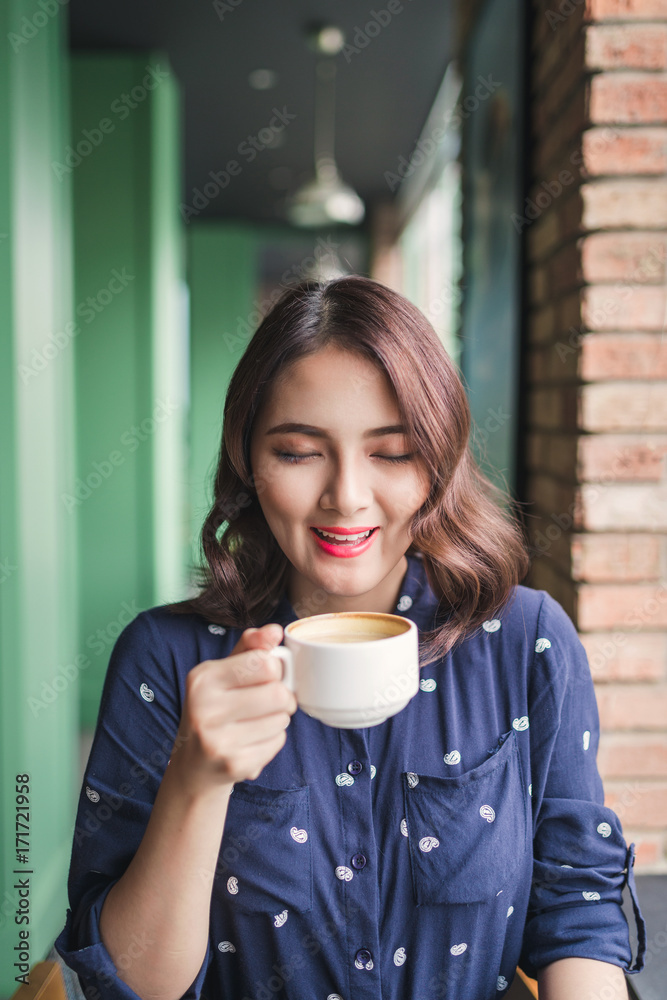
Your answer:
[265,422,407,439]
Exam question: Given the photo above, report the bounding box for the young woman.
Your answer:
[56,276,645,1000]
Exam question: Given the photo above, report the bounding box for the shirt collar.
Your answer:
[264,550,438,629]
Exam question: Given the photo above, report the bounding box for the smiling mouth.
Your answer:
[311,527,377,545]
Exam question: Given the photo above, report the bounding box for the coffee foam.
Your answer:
[287,612,410,644]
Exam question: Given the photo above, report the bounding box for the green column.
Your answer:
[187,223,257,566]
[68,54,187,726]
[0,2,78,991]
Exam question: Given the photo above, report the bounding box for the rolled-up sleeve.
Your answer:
[54,612,213,999]
[519,593,646,979]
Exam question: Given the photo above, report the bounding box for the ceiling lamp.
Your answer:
[286,27,365,228]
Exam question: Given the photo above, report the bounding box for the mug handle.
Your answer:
[272,646,295,692]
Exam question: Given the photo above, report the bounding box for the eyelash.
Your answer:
[274,451,414,465]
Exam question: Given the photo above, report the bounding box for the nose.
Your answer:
[319,452,372,517]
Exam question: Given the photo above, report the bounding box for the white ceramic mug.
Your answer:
[272,611,420,728]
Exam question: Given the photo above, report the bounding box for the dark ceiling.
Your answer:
[68,0,455,226]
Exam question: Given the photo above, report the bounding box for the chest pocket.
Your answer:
[217,782,312,916]
[403,730,529,905]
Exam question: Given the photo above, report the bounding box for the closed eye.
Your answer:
[274,451,415,465]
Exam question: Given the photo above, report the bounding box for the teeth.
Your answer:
[316,529,372,542]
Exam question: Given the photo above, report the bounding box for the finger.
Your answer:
[205,681,296,724]
[225,712,293,750]
[226,647,287,688]
[230,623,284,656]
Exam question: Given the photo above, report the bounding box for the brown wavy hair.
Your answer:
[167,275,531,665]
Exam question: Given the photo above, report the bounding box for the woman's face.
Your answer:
[249,344,431,616]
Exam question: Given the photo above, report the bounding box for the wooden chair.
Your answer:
[9,962,67,1000]
[507,967,539,998]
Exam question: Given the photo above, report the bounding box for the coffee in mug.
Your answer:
[272,611,419,728]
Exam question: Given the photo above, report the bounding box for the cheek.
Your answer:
[258,473,311,523]
[391,471,430,521]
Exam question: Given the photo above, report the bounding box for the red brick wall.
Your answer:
[526,0,667,869]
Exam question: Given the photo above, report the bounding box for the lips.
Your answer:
[309,526,379,558]
[311,525,375,542]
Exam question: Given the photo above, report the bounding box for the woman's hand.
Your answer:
[170,623,297,796]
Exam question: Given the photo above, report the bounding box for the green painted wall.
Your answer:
[0,3,78,992]
[69,54,188,726]
[187,224,257,570]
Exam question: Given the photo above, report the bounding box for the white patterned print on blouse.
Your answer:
[507,906,514,917]
[208,624,227,635]
[406,772,419,788]
[583,891,601,901]
[397,595,413,612]
[480,804,496,823]
[335,773,354,787]
[139,683,154,702]
[400,818,408,837]
[420,678,437,692]
[217,941,236,953]
[274,909,288,927]
[482,619,502,632]
[497,975,508,990]
[370,765,376,779]
[335,866,353,881]
[227,876,239,894]
[535,637,551,652]
[290,826,308,843]
[85,786,100,803]
[450,943,467,956]
[393,947,406,966]
[512,716,529,731]
[583,730,591,750]
[418,836,440,853]
[597,822,612,838]
[444,750,461,765]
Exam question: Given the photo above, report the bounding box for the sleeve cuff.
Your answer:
[520,843,646,978]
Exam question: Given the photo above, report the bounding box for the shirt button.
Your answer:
[348,760,363,775]
[355,948,372,965]
[351,853,367,870]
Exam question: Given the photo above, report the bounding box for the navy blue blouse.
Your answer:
[55,552,646,1000]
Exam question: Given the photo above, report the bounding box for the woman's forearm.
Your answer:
[99,757,233,1000]
[537,957,629,1000]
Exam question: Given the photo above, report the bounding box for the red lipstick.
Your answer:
[309,526,379,559]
